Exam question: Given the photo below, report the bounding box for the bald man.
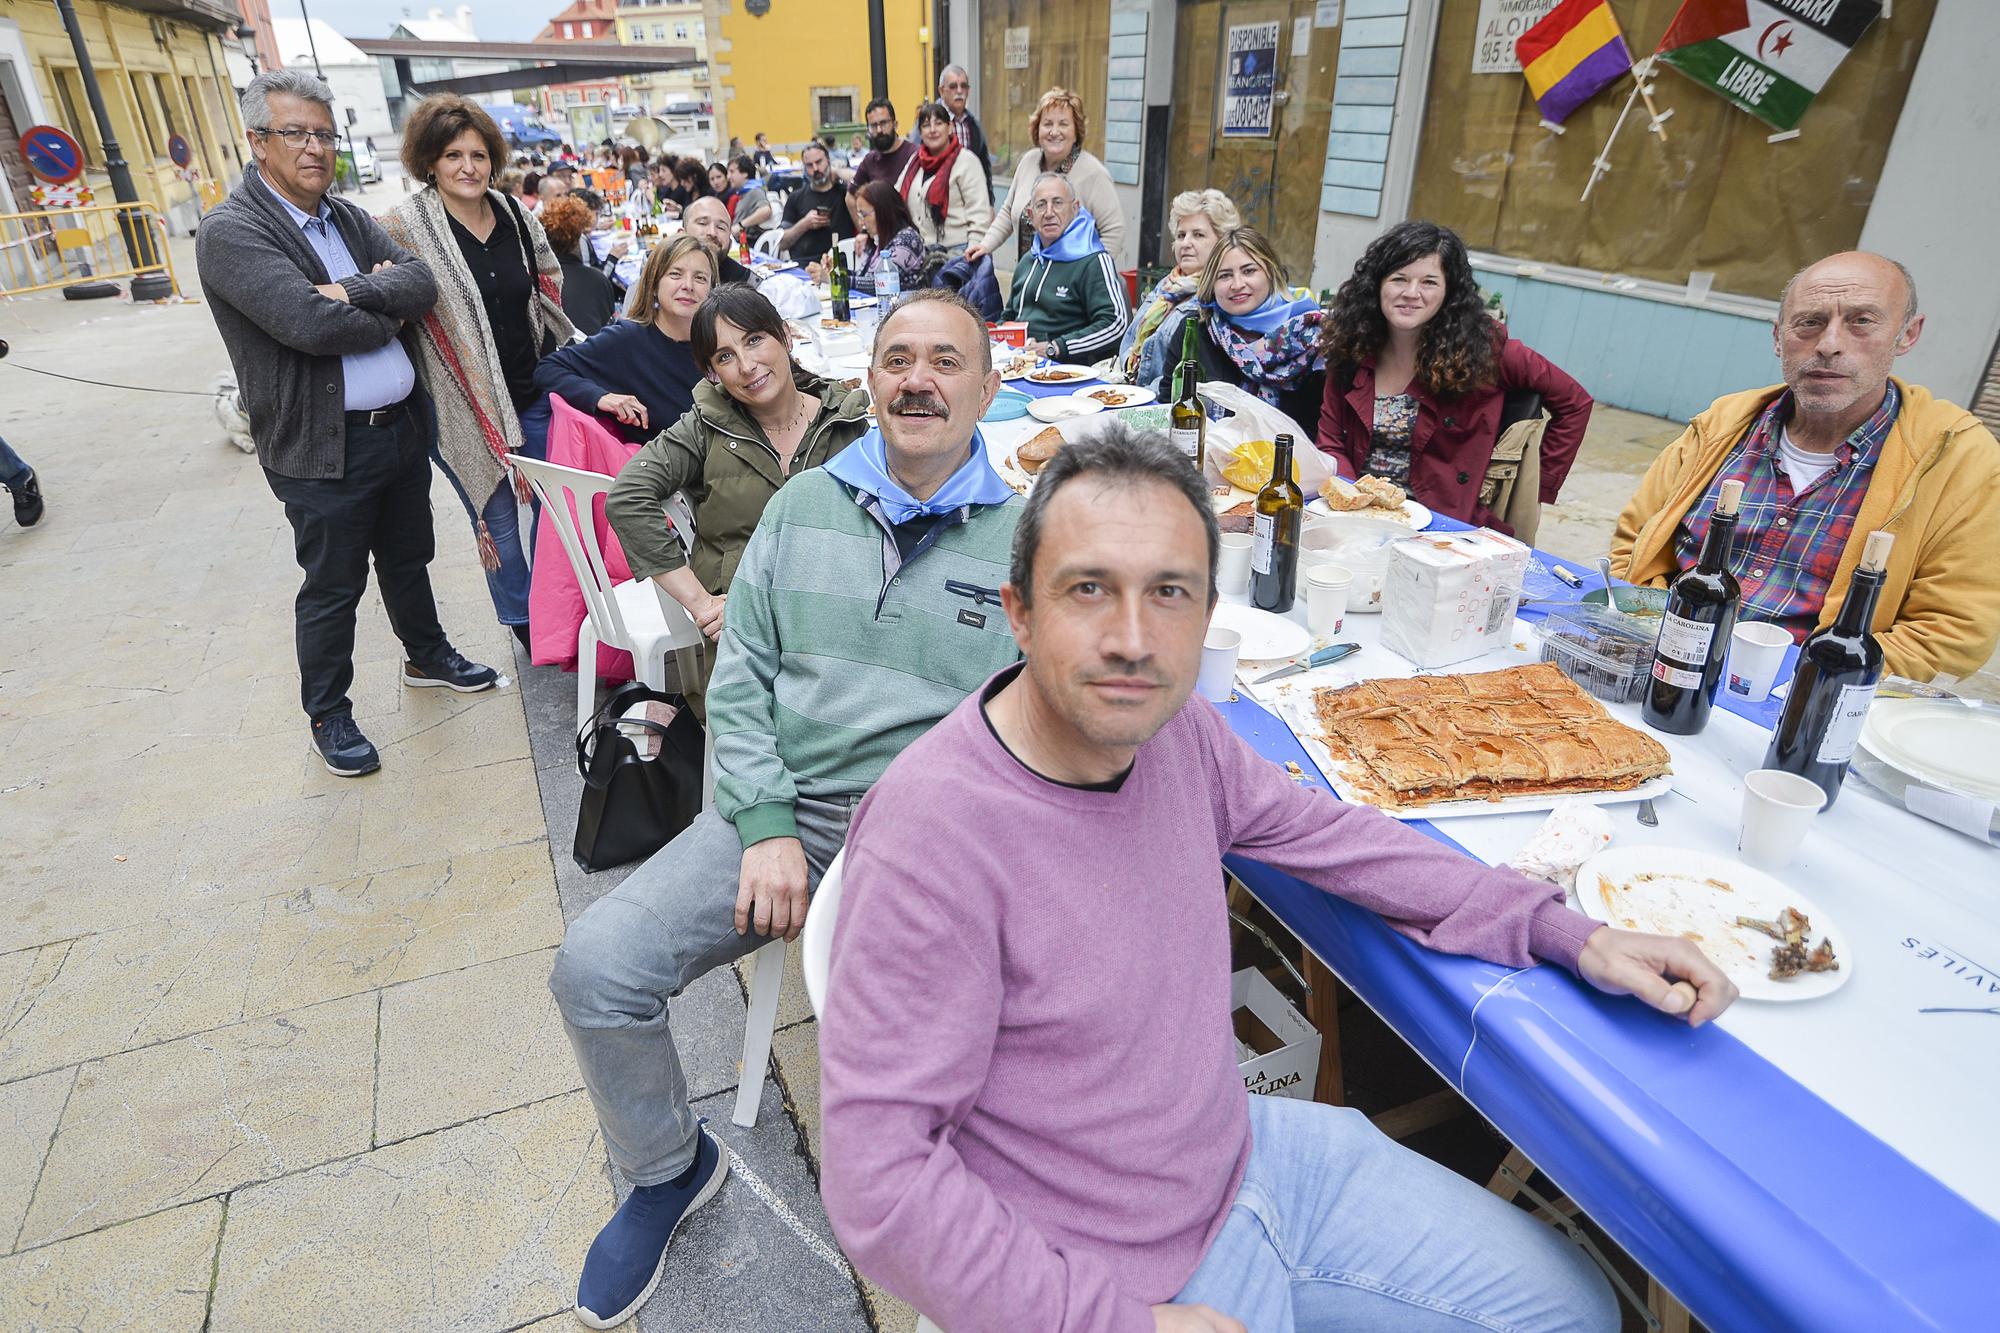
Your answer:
[681,195,756,286]
[1612,251,2000,681]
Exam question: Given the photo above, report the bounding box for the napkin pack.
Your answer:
[1380,529,1530,668]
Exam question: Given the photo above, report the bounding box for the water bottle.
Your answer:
[877,262,900,313]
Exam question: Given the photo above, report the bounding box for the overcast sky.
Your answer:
[298,0,555,44]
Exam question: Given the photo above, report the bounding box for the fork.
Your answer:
[1636,798,1659,827]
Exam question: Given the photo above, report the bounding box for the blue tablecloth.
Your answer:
[1217,531,2000,1330]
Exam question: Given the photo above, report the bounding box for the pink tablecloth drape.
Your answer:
[527,395,643,683]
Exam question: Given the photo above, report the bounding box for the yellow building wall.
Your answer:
[617,2,710,109]
[706,0,932,149]
[0,0,245,226]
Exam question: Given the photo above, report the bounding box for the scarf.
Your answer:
[1122,271,1200,378]
[1027,208,1106,264]
[1203,287,1324,405]
[908,137,963,226]
[382,187,576,566]
[822,425,1014,526]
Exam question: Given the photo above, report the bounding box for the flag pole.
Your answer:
[1631,53,1670,142]
[1581,75,1644,202]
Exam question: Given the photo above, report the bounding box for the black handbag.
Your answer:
[573,680,704,872]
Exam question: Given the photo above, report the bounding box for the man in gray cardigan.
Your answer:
[199,70,496,777]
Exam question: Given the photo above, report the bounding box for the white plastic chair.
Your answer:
[512,453,706,731]
[835,234,859,266]
[799,849,845,1016]
[733,848,845,1128]
[753,227,784,260]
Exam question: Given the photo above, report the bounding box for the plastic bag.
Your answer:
[763,276,822,321]
[1198,381,1334,495]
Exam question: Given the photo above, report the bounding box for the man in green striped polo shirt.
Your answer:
[549,289,1024,1329]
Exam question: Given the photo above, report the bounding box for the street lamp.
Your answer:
[235,22,261,75]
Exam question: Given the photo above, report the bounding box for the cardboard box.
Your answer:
[1232,967,1321,1100]
[990,321,1029,348]
[1380,528,1530,668]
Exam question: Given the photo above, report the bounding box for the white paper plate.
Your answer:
[1023,363,1097,386]
[1027,396,1106,423]
[1210,602,1311,662]
[1859,699,2000,801]
[1305,496,1433,529]
[1575,846,1853,1002]
[1069,384,1155,409]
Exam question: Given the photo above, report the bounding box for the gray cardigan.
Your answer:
[196,166,439,480]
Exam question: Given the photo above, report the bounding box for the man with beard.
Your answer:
[777,140,855,263]
[681,194,757,286]
[548,288,1025,1329]
[820,422,1738,1333]
[851,97,918,195]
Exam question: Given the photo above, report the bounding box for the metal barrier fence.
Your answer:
[0,202,181,298]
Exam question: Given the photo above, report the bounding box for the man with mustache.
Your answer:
[777,140,855,263]
[820,421,1738,1333]
[850,97,918,195]
[548,288,1024,1328]
[1612,250,2000,680]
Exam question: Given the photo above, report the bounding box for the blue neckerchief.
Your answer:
[1027,209,1106,264]
[822,425,1014,526]
[1207,288,1319,337]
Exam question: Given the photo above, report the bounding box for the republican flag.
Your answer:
[1655,0,1882,131]
[1515,0,1635,126]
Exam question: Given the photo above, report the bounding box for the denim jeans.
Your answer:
[0,434,30,488]
[548,795,859,1185]
[429,445,530,627]
[1175,1096,1618,1332]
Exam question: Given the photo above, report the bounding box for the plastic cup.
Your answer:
[1726,621,1792,703]
[1305,564,1353,639]
[1218,534,1254,596]
[1198,627,1242,703]
[1738,769,1828,869]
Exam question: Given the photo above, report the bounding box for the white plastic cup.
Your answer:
[1198,627,1243,703]
[1726,621,1792,703]
[1305,564,1353,639]
[1217,533,1254,596]
[1738,769,1828,869]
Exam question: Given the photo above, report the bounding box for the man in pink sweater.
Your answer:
[819,423,1737,1332]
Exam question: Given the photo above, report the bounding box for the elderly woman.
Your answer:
[807,180,926,297]
[381,93,576,646]
[899,101,993,256]
[606,285,868,720]
[1118,189,1239,381]
[537,195,618,336]
[966,87,1124,264]
[1139,226,1326,429]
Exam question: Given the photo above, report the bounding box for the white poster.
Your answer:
[1314,0,1342,27]
[1472,0,1563,74]
[1222,21,1281,138]
[1003,26,1031,70]
[1293,15,1313,57]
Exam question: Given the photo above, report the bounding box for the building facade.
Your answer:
[616,0,708,112]
[0,0,246,230]
[701,0,930,151]
[535,0,624,122]
[269,18,393,145]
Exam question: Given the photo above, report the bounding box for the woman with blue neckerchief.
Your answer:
[1137,226,1325,429]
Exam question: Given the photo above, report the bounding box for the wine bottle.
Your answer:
[1251,434,1303,614]
[1763,530,1894,807]
[1641,478,1744,736]
[828,242,851,323]
[1169,316,1205,468]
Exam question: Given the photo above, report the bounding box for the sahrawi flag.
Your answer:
[1515,0,1634,126]
[1656,0,1882,131]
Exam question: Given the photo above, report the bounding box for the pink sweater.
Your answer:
[818,674,1603,1332]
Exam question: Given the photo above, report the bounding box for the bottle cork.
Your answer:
[1716,479,1745,516]
[1859,530,1895,573]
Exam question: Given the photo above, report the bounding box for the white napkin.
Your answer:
[1507,804,1615,894]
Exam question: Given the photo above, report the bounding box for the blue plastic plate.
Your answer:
[983,388,1033,422]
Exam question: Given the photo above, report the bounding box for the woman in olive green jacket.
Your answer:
[607,285,869,719]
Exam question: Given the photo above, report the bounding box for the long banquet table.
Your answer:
[978,407,2000,1332]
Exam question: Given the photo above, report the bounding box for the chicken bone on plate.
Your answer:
[1024,363,1096,384]
[1073,384,1155,408]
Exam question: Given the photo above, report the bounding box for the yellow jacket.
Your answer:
[1610,378,2000,682]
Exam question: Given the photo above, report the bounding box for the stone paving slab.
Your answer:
[0,1068,72,1248]
[0,1198,223,1333]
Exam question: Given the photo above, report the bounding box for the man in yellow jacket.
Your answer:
[1612,251,2000,682]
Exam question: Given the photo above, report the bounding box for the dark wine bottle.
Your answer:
[1169,316,1205,468]
[1641,478,1744,735]
[828,243,851,323]
[1763,530,1893,807]
[1251,434,1302,614]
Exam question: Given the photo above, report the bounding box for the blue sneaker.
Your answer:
[575,1124,727,1328]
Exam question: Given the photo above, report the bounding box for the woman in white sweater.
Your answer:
[899,101,994,253]
[966,86,1125,266]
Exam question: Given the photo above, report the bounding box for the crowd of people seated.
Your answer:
[198,67,2000,1332]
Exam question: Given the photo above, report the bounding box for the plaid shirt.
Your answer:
[1672,382,1900,640]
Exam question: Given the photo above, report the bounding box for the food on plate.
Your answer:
[1310,661,1671,810]
[1739,907,1840,980]
[1003,353,1039,378]
[1016,426,1067,475]
[1027,367,1087,383]
[1086,387,1143,406]
[820,318,855,331]
[1218,500,1256,534]
[1320,473,1407,513]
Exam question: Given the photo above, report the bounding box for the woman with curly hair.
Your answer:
[537,195,617,335]
[1317,220,1591,532]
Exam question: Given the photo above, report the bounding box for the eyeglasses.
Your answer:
[256,128,340,150]
[1027,199,1072,214]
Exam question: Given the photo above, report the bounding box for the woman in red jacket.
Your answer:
[1317,220,1591,533]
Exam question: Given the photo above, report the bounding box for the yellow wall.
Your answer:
[706,0,931,148]
[0,0,244,224]
[616,1,710,107]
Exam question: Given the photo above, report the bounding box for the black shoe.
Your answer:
[311,714,381,776]
[510,622,531,651]
[403,648,499,693]
[7,468,43,527]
